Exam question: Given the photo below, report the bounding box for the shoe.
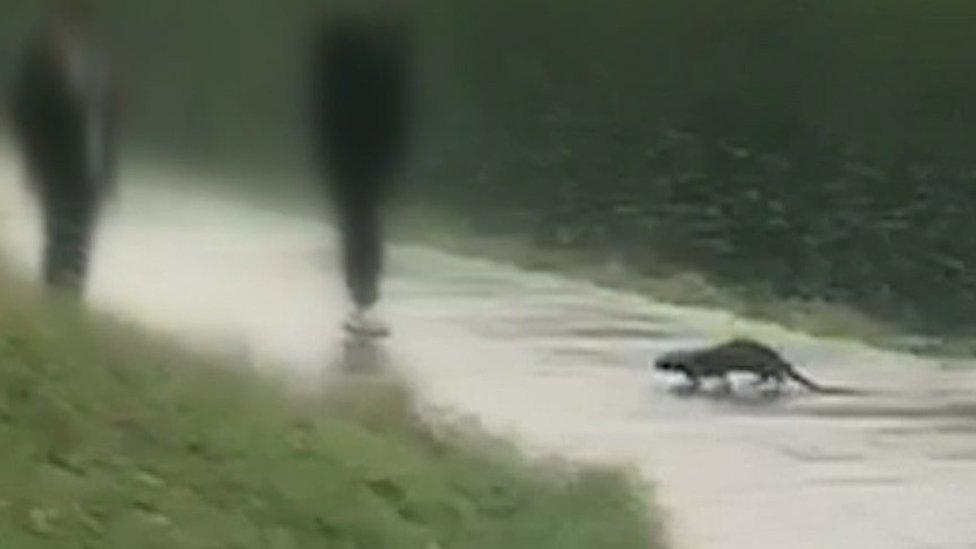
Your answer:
[343,307,391,339]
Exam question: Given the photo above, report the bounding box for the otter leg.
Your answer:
[716,374,733,394]
[751,372,772,387]
[680,369,701,392]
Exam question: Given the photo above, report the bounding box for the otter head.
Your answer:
[653,350,688,372]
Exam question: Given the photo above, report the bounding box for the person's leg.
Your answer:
[341,195,381,310]
[41,185,98,296]
[338,184,390,337]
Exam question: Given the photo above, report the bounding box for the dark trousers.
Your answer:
[36,175,100,296]
[335,184,384,309]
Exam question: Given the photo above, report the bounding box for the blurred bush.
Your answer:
[2,0,975,336]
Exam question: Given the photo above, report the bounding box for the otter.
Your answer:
[654,338,861,395]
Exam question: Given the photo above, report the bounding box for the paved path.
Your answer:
[2,152,976,549]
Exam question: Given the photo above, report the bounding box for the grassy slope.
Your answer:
[0,273,662,548]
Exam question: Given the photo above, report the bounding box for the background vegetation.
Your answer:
[2,0,975,345]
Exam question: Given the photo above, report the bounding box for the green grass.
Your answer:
[0,273,662,548]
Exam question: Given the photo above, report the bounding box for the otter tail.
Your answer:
[785,366,825,391]
[786,365,865,396]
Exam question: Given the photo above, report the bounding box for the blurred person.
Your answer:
[9,0,120,296]
[311,1,413,338]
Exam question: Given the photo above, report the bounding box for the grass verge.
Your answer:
[0,272,663,548]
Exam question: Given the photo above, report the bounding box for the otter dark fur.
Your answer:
[655,339,858,395]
